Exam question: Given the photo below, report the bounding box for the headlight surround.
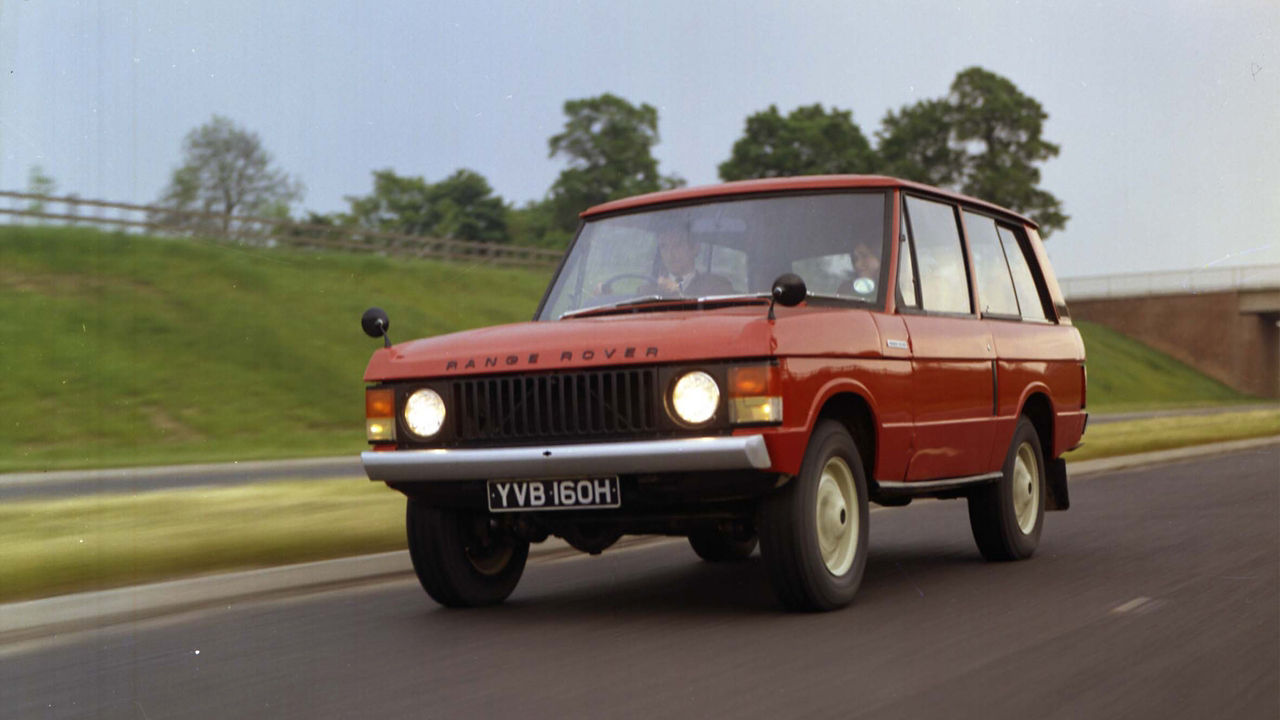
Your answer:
[670,371,720,425]
[404,388,446,437]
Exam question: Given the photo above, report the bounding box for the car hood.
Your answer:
[363,305,883,381]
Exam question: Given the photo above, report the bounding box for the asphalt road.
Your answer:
[3,448,1276,719]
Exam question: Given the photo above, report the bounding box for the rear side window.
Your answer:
[904,196,971,314]
[997,226,1050,321]
[962,211,1019,317]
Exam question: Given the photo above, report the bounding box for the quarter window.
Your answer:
[896,214,918,309]
[998,226,1050,321]
[962,211,1020,317]
[904,196,971,314]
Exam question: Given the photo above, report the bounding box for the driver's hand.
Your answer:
[656,275,680,294]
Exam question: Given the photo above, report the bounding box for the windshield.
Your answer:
[537,191,890,320]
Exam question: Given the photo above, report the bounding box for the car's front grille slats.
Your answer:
[450,368,659,443]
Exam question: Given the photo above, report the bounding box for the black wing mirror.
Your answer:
[768,273,807,320]
[361,307,391,348]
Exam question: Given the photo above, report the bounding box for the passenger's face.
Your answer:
[854,244,880,277]
[658,232,696,275]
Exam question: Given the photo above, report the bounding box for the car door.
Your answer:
[897,194,996,480]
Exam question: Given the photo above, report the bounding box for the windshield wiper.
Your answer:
[560,294,770,320]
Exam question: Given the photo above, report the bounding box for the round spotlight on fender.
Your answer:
[671,371,720,425]
[404,389,446,437]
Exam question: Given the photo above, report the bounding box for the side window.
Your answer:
[896,212,919,309]
[904,196,971,314]
[997,226,1050,321]
[962,211,1020,316]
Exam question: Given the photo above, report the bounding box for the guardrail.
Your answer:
[0,191,564,268]
[1060,264,1280,300]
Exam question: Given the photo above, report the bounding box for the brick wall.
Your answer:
[1068,291,1279,398]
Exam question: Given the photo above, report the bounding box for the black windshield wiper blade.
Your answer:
[560,294,770,320]
[559,295,675,319]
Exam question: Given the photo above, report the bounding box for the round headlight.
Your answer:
[404,389,446,437]
[671,371,720,425]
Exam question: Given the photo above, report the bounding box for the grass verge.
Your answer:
[1064,409,1280,461]
[4,410,1277,604]
[0,478,404,603]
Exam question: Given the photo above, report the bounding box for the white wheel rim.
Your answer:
[1012,442,1040,534]
[816,456,858,576]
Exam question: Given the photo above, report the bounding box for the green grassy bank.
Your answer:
[0,226,1261,473]
[0,226,550,472]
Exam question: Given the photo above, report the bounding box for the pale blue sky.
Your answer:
[1,0,1276,277]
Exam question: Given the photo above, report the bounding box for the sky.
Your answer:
[1,0,1277,279]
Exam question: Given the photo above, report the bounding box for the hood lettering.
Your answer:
[445,347,657,372]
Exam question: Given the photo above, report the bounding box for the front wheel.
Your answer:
[968,416,1046,561]
[758,420,870,611]
[406,498,529,607]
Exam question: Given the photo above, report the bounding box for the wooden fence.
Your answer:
[0,190,565,268]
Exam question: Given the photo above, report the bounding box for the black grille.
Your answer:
[452,368,659,442]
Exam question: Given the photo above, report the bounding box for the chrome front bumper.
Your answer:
[362,435,772,483]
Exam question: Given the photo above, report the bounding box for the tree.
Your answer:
[876,67,1067,235]
[874,99,965,188]
[343,168,508,243]
[25,165,57,217]
[547,93,683,232]
[155,115,302,236]
[946,67,1067,235]
[718,103,875,181]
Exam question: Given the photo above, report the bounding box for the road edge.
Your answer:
[3,435,1276,645]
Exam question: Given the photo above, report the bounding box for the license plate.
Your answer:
[487,477,621,513]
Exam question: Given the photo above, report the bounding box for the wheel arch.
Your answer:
[1016,387,1055,460]
[811,387,879,482]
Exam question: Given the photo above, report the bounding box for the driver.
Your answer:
[650,226,733,296]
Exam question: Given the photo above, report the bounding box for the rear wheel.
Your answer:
[688,527,758,562]
[758,420,869,611]
[968,416,1046,561]
[406,498,529,607]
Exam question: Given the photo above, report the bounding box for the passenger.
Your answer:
[837,242,882,296]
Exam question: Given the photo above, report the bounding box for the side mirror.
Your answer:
[361,307,391,348]
[771,273,807,307]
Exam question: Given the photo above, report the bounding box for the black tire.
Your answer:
[968,416,1046,561]
[405,498,529,608]
[688,528,758,562]
[758,420,870,611]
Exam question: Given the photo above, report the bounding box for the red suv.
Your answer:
[361,175,1087,611]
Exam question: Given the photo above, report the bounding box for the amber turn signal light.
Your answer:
[366,388,396,442]
[727,364,782,425]
[366,388,394,418]
[728,365,778,397]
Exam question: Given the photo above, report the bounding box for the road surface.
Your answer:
[2,447,1276,719]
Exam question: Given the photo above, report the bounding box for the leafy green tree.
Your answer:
[155,115,303,235]
[506,199,572,249]
[946,67,1067,235]
[547,93,682,232]
[718,104,875,181]
[24,165,57,218]
[343,168,508,243]
[876,67,1067,235]
[874,99,965,188]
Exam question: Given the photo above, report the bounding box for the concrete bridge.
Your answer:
[1061,265,1280,398]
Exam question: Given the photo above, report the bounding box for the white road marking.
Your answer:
[1110,596,1153,614]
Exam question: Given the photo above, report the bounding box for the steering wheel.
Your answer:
[599,273,657,294]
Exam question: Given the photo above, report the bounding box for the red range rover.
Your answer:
[360,175,1087,611]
